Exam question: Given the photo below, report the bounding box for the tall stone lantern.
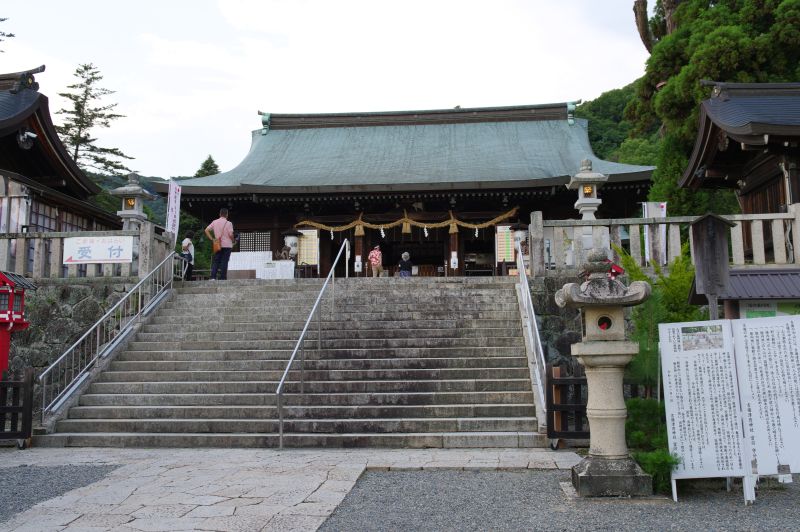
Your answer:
[555,249,652,497]
[110,173,157,231]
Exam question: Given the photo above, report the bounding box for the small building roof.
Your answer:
[0,270,37,290]
[681,81,800,190]
[161,103,653,195]
[689,268,800,305]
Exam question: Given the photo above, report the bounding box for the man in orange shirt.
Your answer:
[204,208,235,280]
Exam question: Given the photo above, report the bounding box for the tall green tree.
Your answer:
[56,63,133,175]
[194,155,220,177]
[0,17,14,52]
[627,0,800,216]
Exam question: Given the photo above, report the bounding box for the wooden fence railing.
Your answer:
[0,368,34,448]
[0,222,173,280]
[530,204,800,275]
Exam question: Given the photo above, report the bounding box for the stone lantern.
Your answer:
[567,160,609,263]
[110,173,157,230]
[555,249,652,497]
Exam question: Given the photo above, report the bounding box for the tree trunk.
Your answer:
[663,0,680,34]
[633,0,652,53]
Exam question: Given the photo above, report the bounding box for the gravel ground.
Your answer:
[320,470,800,532]
[0,464,118,524]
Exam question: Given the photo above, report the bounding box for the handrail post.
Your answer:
[300,340,305,394]
[317,305,321,351]
[278,392,284,449]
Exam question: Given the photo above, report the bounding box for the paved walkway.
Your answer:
[0,448,581,531]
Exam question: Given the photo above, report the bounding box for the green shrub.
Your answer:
[626,398,680,493]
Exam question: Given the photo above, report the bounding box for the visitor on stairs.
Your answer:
[368,244,383,277]
[181,230,195,281]
[205,208,234,280]
[398,251,412,278]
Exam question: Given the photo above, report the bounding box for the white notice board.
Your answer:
[733,317,800,477]
[658,321,749,496]
[660,316,800,504]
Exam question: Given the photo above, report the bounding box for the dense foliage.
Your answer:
[56,63,133,175]
[626,398,681,493]
[627,0,800,215]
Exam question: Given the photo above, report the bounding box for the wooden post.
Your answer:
[32,237,46,278]
[789,203,800,265]
[49,238,63,278]
[354,234,364,277]
[14,237,26,275]
[530,211,544,277]
[138,221,155,279]
[0,237,8,272]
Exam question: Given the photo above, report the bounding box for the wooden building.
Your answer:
[0,66,120,234]
[681,81,800,214]
[159,103,653,276]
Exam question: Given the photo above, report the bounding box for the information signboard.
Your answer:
[660,315,800,504]
[496,225,514,264]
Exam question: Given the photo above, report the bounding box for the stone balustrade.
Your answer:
[0,221,173,280]
[530,203,800,276]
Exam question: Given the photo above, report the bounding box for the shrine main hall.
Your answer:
[158,103,653,276]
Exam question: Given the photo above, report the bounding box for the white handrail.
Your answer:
[275,239,349,448]
[515,241,547,423]
[39,252,188,422]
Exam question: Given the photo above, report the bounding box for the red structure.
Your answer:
[0,271,35,378]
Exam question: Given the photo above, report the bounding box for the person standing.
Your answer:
[205,208,234,280]
[398,251,412,278]
[368,244,383,277]
[181,230,195,281]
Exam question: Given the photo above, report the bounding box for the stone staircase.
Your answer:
[37,277,544,448]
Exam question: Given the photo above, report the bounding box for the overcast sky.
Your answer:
[2,1,650,179]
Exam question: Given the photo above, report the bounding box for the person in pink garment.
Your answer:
[204,208,235,280]
[368,244,383,277]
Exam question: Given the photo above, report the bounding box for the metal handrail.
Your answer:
[515,241,547,421]
[39,252,189,422]
[276,239,349,448]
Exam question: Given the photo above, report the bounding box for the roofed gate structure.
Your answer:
[158,103,653,277]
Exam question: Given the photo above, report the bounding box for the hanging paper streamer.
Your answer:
[380,227,386,239]
[424,226,429,238]
[330,230,334,240]
[475,227,478,238]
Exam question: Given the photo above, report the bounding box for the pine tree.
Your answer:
[194,155,220,177]
[0,17,13,52]
[56,63,133,175]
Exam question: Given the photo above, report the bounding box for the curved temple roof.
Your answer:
[169,103,653,195]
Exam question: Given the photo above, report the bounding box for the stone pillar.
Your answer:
[555,249,653,497]
[529,211,545,277]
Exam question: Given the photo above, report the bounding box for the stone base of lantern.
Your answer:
[571,455,652,497]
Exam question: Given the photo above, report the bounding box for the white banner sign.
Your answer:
[166,179,182,245]
[63,236,134,264]
[660,315,800,504]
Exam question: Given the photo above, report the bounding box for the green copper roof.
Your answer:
[174,105,653,194]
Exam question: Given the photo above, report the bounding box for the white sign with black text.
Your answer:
[63,236,134,264]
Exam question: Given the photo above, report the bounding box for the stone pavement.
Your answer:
[0,448,582,531]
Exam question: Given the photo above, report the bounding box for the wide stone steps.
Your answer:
[109,356,528,371]
[79,391,534,407]
[37,277,543,449]
[66,403,535,420]
[36,431,543,449]
[142,319,522,332]
[95,367,530,382]
[124,337,524,351]
[134,327,521,341]
[55,416,536,434]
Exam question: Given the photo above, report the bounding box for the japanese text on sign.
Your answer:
[63,236,134,264]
